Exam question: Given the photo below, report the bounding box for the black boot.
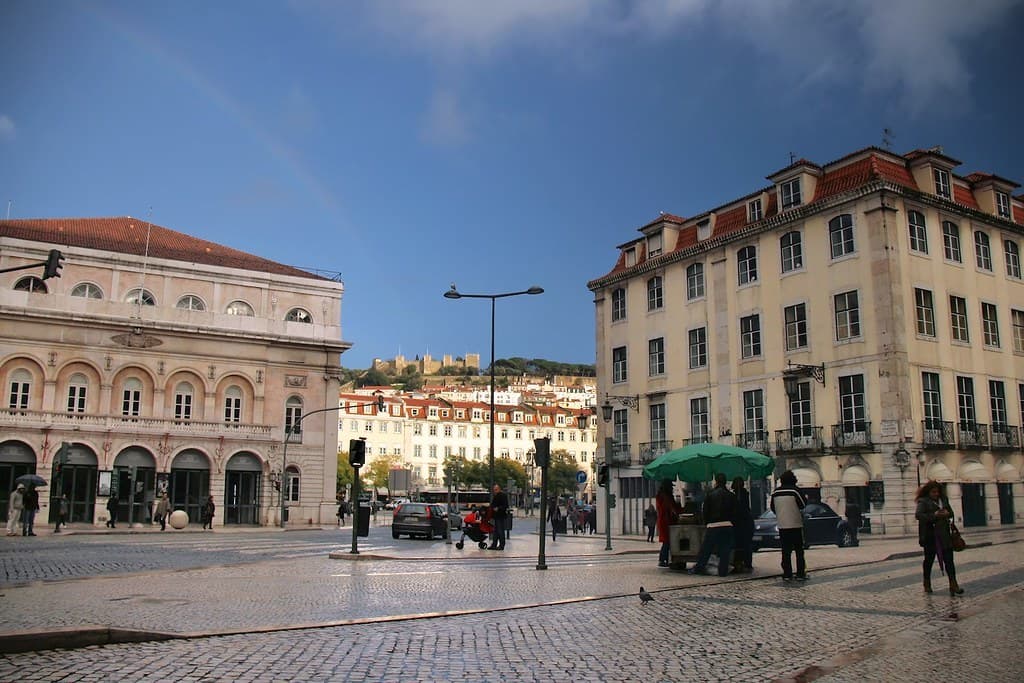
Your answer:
[923,577,932,593]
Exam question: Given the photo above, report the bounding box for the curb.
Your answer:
[0,626,183,655]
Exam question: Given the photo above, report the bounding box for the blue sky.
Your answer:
[2,0,1021,369]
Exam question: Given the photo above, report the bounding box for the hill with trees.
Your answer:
[341,357,594,390]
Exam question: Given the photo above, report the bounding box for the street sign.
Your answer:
[575,470,587,484]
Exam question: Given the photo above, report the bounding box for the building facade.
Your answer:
[1,217,350,527]
[588,146,1024,536]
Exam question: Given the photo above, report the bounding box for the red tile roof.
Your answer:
[1014,205,1024,225]
[0,217,326,280]
[711,205,747,239]
[953,185,980,210]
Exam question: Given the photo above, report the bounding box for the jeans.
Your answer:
[694,526,735,576]
[780,527,806,578]
[21,509,37,535]
[647,524,655,542]
[659,541,670,565]
[491,515,507,549]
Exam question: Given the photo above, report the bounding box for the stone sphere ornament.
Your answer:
[169,509,189,529]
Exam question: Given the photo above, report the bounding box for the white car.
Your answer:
[385,499,409,511]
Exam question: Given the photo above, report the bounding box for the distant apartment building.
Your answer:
[588,146,1024,536]
[1,217,349,528]
[339,387,597,496]
[372,353,480,375]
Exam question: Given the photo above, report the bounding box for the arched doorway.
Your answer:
[842,465,871,535]
[169,449,211,525]
[959,460,990,527]
[224,452,262,525]
[50,443,98,524]
[112,448,156,525]
[1,441,36,524]
[792,467,822,503]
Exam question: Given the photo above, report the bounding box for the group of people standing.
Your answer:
[5,483,40,536]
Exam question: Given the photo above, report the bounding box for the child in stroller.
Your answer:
[455,506,494,550]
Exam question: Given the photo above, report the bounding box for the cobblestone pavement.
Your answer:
[1,540,1021,682]
[1,526,1021,681]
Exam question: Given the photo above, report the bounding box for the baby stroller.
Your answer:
[455,511,494,550]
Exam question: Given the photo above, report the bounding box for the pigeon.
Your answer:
[639,587,654,605]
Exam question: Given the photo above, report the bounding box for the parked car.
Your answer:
[391,503,459,539]
[750,502,855,551]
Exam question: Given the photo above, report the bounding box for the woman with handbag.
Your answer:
[915,480,964,596]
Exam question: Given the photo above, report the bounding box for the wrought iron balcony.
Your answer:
[990,424,1020,450]
[639,440,673,464]
[775,426,824,453]
[735,430,770,453]
[921,420,955,448]
[683,435,712,446]
[957,422,989,449]
[0,408,274,439]
[609,442,632,466]
[831,421,872,449]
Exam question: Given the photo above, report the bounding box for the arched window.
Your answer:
[1006,240,1022,279]
[686,263,705,299]
[907,211,928,253]
[285,308,312,323]
[71,282,104,299]
[122,377,143,417]
[67,372,88,413]
[176,295,206,311]
[14,276,47,293]
[224,385,242,423]
[829,214,855,258]
[737,246,757,285]
[174,381,194,421]
[125,288,156,306]
[974,231,992,271]
[226,300,255,316]
[285,396,303,435]
[285,465,300,503]
[780,232,803,272]
[942,221,961,262]
[646,276,663,311]
[8,368,32,410]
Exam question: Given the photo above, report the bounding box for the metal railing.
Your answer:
[775,426,824,453]
[989,424,1020,450]
[683,435,712,446]
[831,422,872,449]
[957,422,989,449]
[0,408,274,438]
[921,420,955,448]
[609,442,632,466]
[638,440,673,464]
[735,430,770,453]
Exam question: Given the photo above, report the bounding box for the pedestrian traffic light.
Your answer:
[43,249,65,279]
[597,464,609,488]
[609,494,617,509]
[376,393,385,413]
[533,437,550,468]
[348,438,366,467]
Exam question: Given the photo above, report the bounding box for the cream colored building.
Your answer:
[1,217,350,527]
[588,146,1024,536]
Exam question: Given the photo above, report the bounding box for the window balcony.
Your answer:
[0,408,274,439]
[609,442,632,466]
[990,424,1020,450]
[735,430,770,453]
[639,440,673,464]
[831,422,872,449]
[957,422,989,449]
[921,420,955,448]
[775,426,824,453]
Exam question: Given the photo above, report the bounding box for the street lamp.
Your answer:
[443,283,544,498]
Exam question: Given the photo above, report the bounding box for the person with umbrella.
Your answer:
[21,484,40,536]
[6,484,25,536]
[689,473,736,576]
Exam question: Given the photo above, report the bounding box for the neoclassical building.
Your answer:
[1,217,350,527]
[588,146,1024,536]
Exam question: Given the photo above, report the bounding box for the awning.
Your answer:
[996,462,1021,483]
[959,460,991,482]
[792,467,821,488]
[925,461,954,482]
[841,465,870,487]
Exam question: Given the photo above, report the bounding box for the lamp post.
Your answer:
[444,284,544,499]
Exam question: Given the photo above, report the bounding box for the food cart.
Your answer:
[667,513,705,570]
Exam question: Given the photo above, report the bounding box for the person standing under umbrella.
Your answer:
[6,484,25,536]
[731,477,754,573]
[21,485,40,536]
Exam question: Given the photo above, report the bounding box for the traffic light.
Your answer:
[376,393,385,413]
[348,438,366,467]
[609,494,617,509]
[533,437,550,468]
[597,464,609,488]
[43,249,65,279]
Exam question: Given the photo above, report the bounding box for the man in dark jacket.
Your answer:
[689,473,736,576]
[844,501,862,546]
[487,484,509,550]
[21,486,40,536]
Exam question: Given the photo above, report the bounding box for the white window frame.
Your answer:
[647,276,663,311]
[914,288,935,337]
[686,263,705,300]
[1012,309,1024,353]
[647,232,663,258]
[1005,240,1021,279]
[942,221,961,263]
[834,290,861,341]
[611,288,626,322]
[981,302,1000,348]
[688,327,707,369]
[829,214,856,259]
[996,191,1011,219]
[612,346,627,384]
[781,178,802,209]
[784,302,807,351]
[737,246,758,285]
[933,168,951,199]
[648,337,665,377]
[748,198,763,222]
[950,295,970,343]
[740,313,761,359]
[974,231,993,271]
[908,210,928,253]
[780,231,803,273]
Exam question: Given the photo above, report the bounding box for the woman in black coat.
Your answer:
[730,477,755,572]
[915,481,963,596]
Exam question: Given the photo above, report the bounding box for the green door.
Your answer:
[960,483,987,527]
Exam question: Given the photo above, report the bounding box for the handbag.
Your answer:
[949,523,966,552]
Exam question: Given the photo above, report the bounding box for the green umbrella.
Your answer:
[642,442,775,483]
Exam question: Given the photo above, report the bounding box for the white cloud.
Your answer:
[0,115,14,141]
[420,88,471,146]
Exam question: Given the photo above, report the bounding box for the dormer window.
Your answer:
[996,191,1011,219]
[647,232,662,258]
[781,178,802,209]
[748,199,762,222]
[933,168,951,200]
[624,247,636,267]
[696,219,711,241]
